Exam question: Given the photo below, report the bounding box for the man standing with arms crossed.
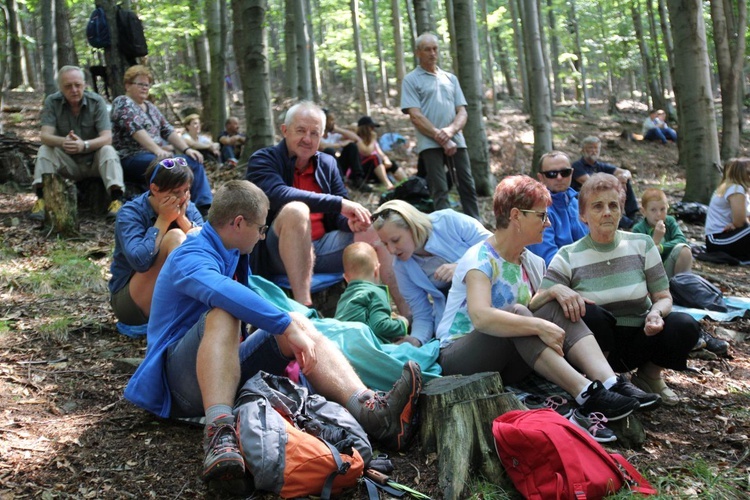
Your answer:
[401,33,480,221]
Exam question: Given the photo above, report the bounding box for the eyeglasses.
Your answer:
[149,157,188,184]
[241,216,268,236]
[519,209,549,224]
[541,168,573,179]
[131,82,151,89]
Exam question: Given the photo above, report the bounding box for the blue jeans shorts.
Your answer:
[265,223,353,275]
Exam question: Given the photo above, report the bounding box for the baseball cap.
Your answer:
[357,116,381,127]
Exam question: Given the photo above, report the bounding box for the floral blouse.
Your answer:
[111,96,174,159]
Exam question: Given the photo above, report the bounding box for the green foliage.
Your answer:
[38,315,75,343]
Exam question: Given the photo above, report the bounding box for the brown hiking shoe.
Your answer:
[202,416,245,491]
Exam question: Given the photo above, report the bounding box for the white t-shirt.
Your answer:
[705,184,750,236]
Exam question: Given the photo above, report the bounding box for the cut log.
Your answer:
[608,414,646,449]
[42,173,78,236]
[419,372,525,500]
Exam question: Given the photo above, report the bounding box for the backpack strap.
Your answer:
[611,454,657,495]
[319,438,352,500]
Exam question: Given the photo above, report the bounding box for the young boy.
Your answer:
[335,242,416,345]
[632,188,693,278]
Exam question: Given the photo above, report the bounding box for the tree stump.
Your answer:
[609,414,646,449]
[419,372,525,500]
[42,173,78,236]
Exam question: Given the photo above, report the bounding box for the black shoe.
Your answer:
[700,330,729,356]
[569,409,617,443]
[354,361,422,451]
[610,375,661,410]
[579,380,639,421]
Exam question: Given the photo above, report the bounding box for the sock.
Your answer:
[345,388,372,416]
[575,381,596,406]
[603,376,618,390]
[36,187,44,199]
[205,404,234,425]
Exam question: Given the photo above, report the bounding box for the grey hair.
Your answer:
[57,66,85,87]
[581,136,601,148]
[416,32,439,50]
[284,101,326,130]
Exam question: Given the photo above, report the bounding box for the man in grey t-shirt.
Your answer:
[401,33,480,220]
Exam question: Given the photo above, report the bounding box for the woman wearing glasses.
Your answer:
[372,201,492,346]
[111,65,213,215]
[531,173,700,406]
[436,175,658,441]
[109,158,203,326]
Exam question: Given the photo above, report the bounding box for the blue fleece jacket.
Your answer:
[123,222,292,417]
[527,187,589,266]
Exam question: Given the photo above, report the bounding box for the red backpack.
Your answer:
[492,409,656,499]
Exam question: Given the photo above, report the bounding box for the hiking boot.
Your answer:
[610,375,661,410]
[30,198,45,221]
[700,330,729,357]
[106,199,123,221]
[354,361,422,451]
[579,380,639,421]
[522,394,573,418]
[202,416,245,490]
[569,410,617,443]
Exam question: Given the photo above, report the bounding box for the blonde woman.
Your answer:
[704,158,750,261]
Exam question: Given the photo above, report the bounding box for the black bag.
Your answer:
[669,273,728,312]
[669,202,708,224]
[116,6,148,61]
[86,7,111,49]
[379,176,434,213]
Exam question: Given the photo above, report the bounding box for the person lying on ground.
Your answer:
[704,157,750,262]
[632,187,692,278]
[123,180,422,493]
[335,242,416,346]
[531,173,700,407]
[109,158,202,326]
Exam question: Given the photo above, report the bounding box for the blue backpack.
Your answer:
[86,7,111,49]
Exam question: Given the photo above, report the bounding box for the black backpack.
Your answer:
[669,273,728,312]
[379,176,434,213]
[116,6,148,61]
[86,6,111,49]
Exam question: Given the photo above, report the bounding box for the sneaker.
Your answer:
[355,361,422,451]
[225,158,238,168]
[106,199,123,221]
[610,375,661,410]
[522,394,573,418]
[569,410,617,443]
[700,330,729,356]
[692,334,708,351]
[579,380,639,421]
[30,198,45,221]
[202,416,245,488]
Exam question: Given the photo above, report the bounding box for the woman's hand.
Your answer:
[433,263,457,282]
[644,310,664,336]
[550,284,592,322]
[536,318,565,357]
[157,194,182,224]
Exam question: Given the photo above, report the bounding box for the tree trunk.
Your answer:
[509,0,529,111]
[206,0,227,137]
[284,0,298,99]
[521,0,552,171]
[54,0,78,68]
[350,0,370,115]
[192,32,211,119]
[99,0,129,98]
[536,0,553,113]
[294,0,312,100]
[304,0,321,102]
[657,0,675,80]
[569,0,589,112]
[41,0,55,96]
[666,0,721,203]
[452,0,493,197]
[405,0,418,63]
[42,173,78,237]
[546,0,562,103]
[479,0,497,114]
[372,0,390,107]
[232,0,274,156]
[597,3,617,114]
[646,0,668,95]
[419,373,524,500]
[391,0,406,103]
[6,0,23,88]
[710,0,747,161]
[444,0,458,76]
[632,2,665,111]
[413,0,433,35]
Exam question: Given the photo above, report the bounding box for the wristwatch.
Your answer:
[84,141,90,152]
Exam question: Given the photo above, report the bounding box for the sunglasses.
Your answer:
[371,208,394,223]
[541,168,573,179]
[150,157,188,185]
[519,209,549,224]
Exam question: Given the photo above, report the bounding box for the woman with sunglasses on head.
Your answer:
[372,201,491,346]
[109,158,204,326]
[111,65,213,215]
[527,151,589,266]
[436,175,657,441]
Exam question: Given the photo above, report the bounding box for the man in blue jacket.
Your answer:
[528,151,589,266]
[123,180,421,493]
[246,101,406,312]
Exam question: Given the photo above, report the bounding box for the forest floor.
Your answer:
[1,88,750,499]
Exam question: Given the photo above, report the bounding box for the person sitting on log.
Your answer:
[31,65,125,222]
[335,242,416,346]
[181,113,221,164]
[435,175,661,441]
[109,158,203,327]
[123,180,422,493]
[111,65,212,217]
[372,200,492,347]
[217,116,246,168]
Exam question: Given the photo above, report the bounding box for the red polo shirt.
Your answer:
[293,159,326,241]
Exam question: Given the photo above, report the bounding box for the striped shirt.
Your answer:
[542,232,668,327]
